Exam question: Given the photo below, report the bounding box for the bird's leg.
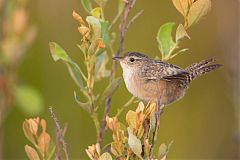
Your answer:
[150,100,163,158]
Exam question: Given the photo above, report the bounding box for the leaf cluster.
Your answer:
[23,118,55,160]
[157,0,211,61]
[86,102,173,160]
[49,0,124,141]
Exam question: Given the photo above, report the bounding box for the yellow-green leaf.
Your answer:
[91,7,102,19]
[49,42,84,89]
[99,152,112,160]
[127,128,142,157]
[86,16,101,38]
[158,141,174,160]
[126,110,137,129]
[176,24,190,42]
[25,145,40,160]
[172,0,189,17]
[187,0,211,28]
[158,143,168,159]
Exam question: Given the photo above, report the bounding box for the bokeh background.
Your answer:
[1,0,240,159]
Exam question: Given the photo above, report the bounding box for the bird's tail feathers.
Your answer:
[186,57,222,81]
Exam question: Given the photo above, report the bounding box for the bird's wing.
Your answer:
[140,61,189,81]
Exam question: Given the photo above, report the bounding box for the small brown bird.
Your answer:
[113,52,222,105]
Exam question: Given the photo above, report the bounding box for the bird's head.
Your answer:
[113,52,149,71]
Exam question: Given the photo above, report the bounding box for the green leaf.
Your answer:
[74,91,92,113]
[187,0,211,28]
[81,0,92,14]
[157,23,176,59]
[91,7,102,19]
[99,152,113,160]
[95,51,110,80]
[127,127,142,157]
[101,21,110,47]
[16,85,43,116]
[176,24,190,42]
[86,16,101,38]
[49,42,84,89]
[101,77,121,102]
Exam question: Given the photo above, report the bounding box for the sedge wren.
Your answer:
[113,52,222,105]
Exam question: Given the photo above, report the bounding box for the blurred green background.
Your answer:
[1,0,239,159]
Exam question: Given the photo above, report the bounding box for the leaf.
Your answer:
[126,110,137,129]
[91,7,102,19]
[157,23,176,59]
[81,0,92,14]
[23,121,36,145]
[127,128,142,157]
[40,119,47,132]
[149,111,156,132]
[46,142,56,160]
[49,42,84,89]
[25,145,40,160]
[38,132,51,155]
[99,152,113,160]
[158,141,174,160]
[187,0,211,28]
[176,24,190,42]
[16,85,43,116]
[86,16,101,38]
[158,143,168,159]
[95,51,110,80]
[172,0,189,17]
[74,91,92,113]
[101,21,110,47]
[101,77,121,101]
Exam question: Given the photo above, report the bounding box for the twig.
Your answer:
[49,107,70,160]
[126,9,144,31]
[98,0,142,147]
[116,96,135,117]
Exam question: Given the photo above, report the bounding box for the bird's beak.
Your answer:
[112,56,123,61]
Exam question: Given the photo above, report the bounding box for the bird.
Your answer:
[113,52,222,106]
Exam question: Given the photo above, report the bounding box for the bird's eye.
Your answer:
[129,57,135,62]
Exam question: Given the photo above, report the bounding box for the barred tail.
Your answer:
[186,57,222,82]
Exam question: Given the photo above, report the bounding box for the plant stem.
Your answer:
[92,111,100,140]
[49,107,70,160]
[98,0,142,147]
